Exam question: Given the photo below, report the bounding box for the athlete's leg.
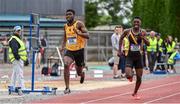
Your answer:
[125,67,133,82]
[75,52,84,76]
[125,55,133,81]
[75,65,83,76]
[132,52,143,98]
[74,49,86,83]
[63,56,73,90]
[75,65,85,84]
[133,68,143,95]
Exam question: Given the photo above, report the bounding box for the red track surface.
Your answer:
[32,75,180,103]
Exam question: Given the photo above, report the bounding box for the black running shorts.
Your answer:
[64,48,85,67]
[126,51,143,69]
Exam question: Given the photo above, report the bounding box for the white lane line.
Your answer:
[144,92,180,104]
[81,81,180,104]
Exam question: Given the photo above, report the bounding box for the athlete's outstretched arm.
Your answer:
[75,21,89,39]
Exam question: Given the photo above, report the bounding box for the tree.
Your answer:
[85,0,133,28]
[85,0,100,28]
[98,0,122,24]
[132,0,180,39]
[98,0,132,25]
[174,0,180,39]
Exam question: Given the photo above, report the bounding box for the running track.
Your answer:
[32,75,180,103]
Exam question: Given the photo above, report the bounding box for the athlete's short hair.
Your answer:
[66,9,75,15]
[133,16,141,21]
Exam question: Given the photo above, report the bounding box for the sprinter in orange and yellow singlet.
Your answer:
[60,9,89,94]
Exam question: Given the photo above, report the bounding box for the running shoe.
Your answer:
[127,76,133,82]
[64,88,71,94]
[132,93,141,100]
[80,72,85,84]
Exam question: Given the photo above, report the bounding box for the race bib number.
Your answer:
[67,37,77,45]
[130,44,140,51]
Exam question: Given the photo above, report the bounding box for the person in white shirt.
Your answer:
[111,25,123,79]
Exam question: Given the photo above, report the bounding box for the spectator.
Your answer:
[165,35,176,73]
[147,31,158,73]
[35,35,47,69]
[155,33,165,70]
[111,25,123,79]
[8,26,27,95]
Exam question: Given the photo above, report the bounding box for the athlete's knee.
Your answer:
[64,61,71,69]
[63,63,70,75]
[64,68,70,76]
[125,67,133,76]
[64,56,73,68]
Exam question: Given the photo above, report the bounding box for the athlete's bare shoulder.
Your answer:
[76,20,84,28]
[119,28,130,39]
[122,28,131,36]
[76,20,84,24]
[123,28,131,34]
[76,20,88,33]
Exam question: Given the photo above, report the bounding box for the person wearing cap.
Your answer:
[8,26,27,95]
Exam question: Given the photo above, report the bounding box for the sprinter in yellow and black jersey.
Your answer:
[60,9,89,94]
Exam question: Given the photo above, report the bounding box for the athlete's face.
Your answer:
[133,19,141,29]
[66,11,74,23]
